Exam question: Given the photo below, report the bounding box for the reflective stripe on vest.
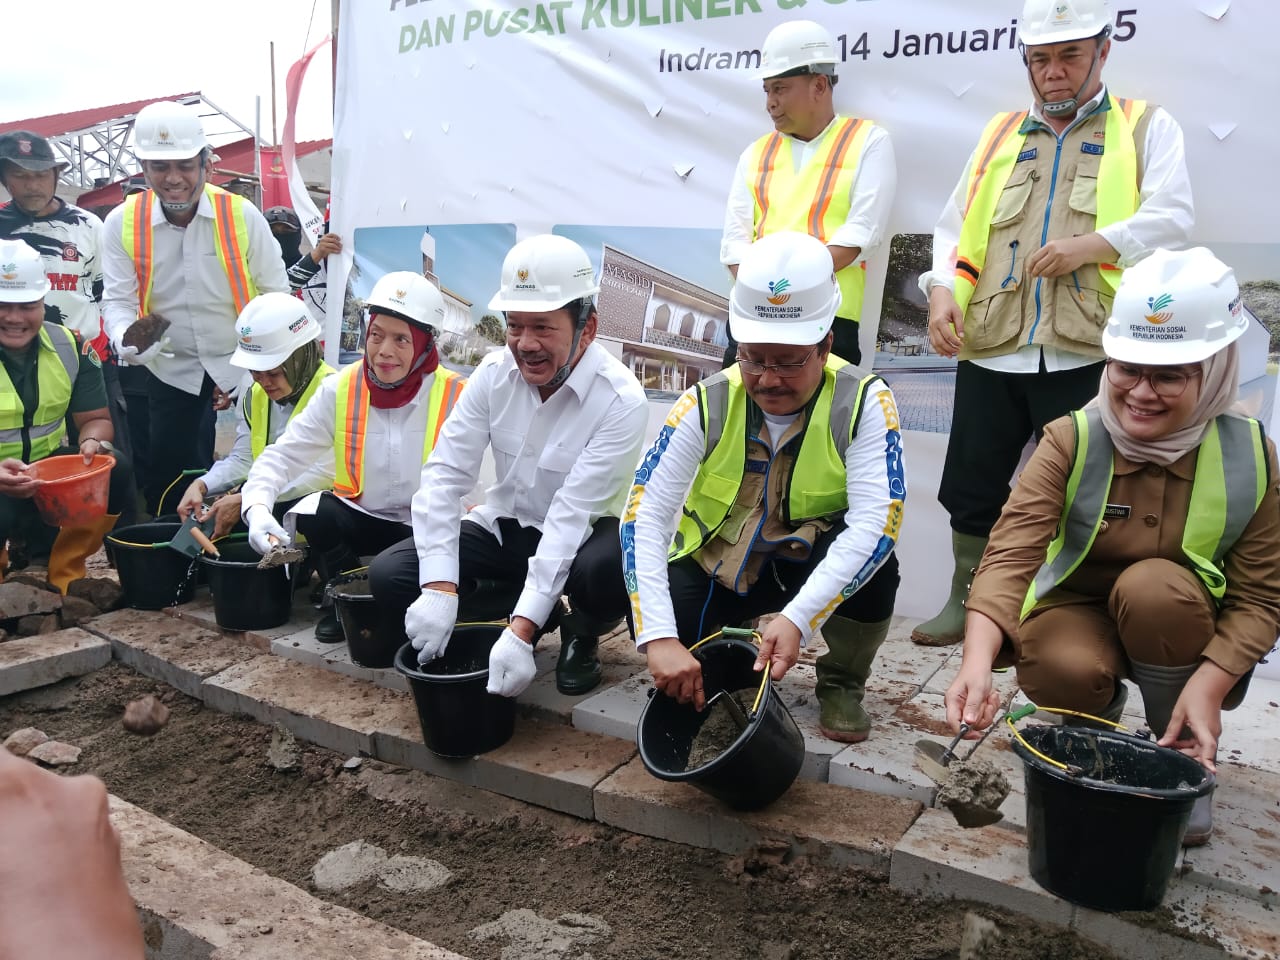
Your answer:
[954,96,1146,316]
[746,117,874,321]
[331,365,466,499]
[247,362,336,460]
[0,325,79,461]
[1021,408,1268,618]
[669,354,878,561]
[120,184,259,316]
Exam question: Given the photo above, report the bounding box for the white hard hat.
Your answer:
[729,232,839,347]
[231,292,321,370]
[134,101,209,160]
[488,234,599,313]
[757,20,838,81]
[0,239,51,303]
[1018,0,1112,46]
[1102,248,1248,366]
[367,271,445,332]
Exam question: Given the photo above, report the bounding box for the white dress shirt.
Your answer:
[721,119,897,267]
[101,190,288,394]
[241,367,441,525]
[414,342,649,628]
[623,379,905,647]
[919,88,1194,374]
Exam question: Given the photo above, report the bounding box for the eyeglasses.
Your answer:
[735,346,818,379]
[1104,361,1202,398]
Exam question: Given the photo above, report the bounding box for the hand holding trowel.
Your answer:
[168,512,221,559]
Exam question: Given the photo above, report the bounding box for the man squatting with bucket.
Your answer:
[370,235,650,699]
[623,232,905,744]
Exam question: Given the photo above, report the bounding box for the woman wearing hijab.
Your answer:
[177,292,335,537]
[943,247,1280,846]
[239,272,466,642]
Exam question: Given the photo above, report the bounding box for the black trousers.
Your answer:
[370,515,629,632]
[141,369,217,516]
[294,492,412,581]
[722,316,861,369]
[940,359,1105,537]
[667,528,900,647]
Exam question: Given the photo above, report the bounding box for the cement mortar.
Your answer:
[936,756,1011,811]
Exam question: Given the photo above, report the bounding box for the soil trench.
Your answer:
[0,663,1123,960]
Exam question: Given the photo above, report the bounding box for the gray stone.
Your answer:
[266,724,301,772]
[27,740,82,766]
[2,726,49,756]
[58,595,101,627]
[67,577,123,612]
[15,613,60,636]
[0,582,62,618]
[342,756,364,771]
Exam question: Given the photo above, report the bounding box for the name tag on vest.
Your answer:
[1103,503,1131,520]
[1017,148,1038,162]
[745,459,767,474]
[1081,142,1104,155]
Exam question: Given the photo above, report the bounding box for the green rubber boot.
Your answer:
[911,531,989,647]
[555,608,622,697]
[815,615,892,743]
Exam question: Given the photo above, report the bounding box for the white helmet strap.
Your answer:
[532,298,593,391]
[1024,31,1108,119]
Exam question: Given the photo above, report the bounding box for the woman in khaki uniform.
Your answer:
[944,247,1280,846]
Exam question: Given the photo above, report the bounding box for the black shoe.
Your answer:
[315,610,344,643]
[555,634,602,696]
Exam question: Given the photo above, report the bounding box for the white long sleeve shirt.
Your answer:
[919,88,1193,374]
[623,379,906,648]
[414,343,649,628]
[101,191,288,394]
[241,368,443,524]
[721,120,897,267]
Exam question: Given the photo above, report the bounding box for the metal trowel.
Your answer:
[914,718,1007,828]
[168,513,220,559]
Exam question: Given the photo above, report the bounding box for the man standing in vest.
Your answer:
[101,101,288,515]
[912,0,1193,646]
[623,232,904,744]
[0,240,132,590]
[370,235,649,698]
[721,19,896,367]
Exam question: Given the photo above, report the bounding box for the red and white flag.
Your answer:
[282,36,330,248]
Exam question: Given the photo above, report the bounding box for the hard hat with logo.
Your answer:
[367,271,445,333]
[757,20,838,81]
[488,234,599,313]
[0,239,52,303]
[0,131,67,173]
[133,101,210,160]
[1102,247,1248,366]
[231,292,321,370]
[729,232,839,346]
[1018,0,1112,46]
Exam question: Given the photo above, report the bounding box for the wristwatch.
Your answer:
[81,439,115,454]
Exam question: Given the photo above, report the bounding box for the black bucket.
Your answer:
[200,540,295,631]
[105,521,198,610]
[1012,724,1214,912]
[394,625,516,758]
[637,636,804,811]
[332,569,405,669]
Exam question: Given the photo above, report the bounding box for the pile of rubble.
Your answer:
[0,574,122,639]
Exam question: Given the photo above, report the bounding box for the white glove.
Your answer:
[486,627,537,698]
[114,339,164,366]
[408,589,459,664]
[245,504,288,556]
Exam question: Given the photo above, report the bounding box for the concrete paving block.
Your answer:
[88,608,258,698]
[270,628,409,693]
[594,755,919,874]
[572,673,651,742]
[873,631,959,694]
[201,655,409,757]
[370,700,480,783]
[519,660,646,727]
[109,795,469,960]
[889,807,1074,927]
[1221,677,1280,776]
[828,725,939,805]
[0,627,111,696]
[1179,762,1280,907]
[170,588,321,650]
[472,720,637,819]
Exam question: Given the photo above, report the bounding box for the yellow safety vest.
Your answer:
[246,362,336,459]
[746,116,874,321]
[1022,408,1269,618]
[954,95,1146,316]
[331,364,466,499]
[120,184,259,316]
[0,325,79,462]
[669,354,879,561]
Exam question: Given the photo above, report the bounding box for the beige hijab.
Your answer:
[1092,343,1241,466]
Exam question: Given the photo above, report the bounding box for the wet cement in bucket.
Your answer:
[683,688,755,771]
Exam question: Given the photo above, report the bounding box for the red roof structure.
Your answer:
[0,93,201,138]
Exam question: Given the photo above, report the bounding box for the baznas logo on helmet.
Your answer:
[1144,293,1175,325]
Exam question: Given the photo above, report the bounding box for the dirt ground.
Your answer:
[0,663,1125,960]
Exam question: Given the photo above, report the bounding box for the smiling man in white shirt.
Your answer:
[369,234,649,699]
[101,101,287,514]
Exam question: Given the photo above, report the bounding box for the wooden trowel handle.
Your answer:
[190,527,220,558]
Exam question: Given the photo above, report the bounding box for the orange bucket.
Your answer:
[30,454,114,526]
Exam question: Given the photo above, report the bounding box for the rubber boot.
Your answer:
[1130,660,1213,846]
[911,531,988,646]
[815,615,892,743]
[1060,684,1128,730]
[315,545,361,643]
[48,513,120,594]
[555,606,621,696]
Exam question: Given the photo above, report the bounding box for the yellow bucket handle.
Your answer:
[688,626,768,718]
[1005,703,1127,776]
